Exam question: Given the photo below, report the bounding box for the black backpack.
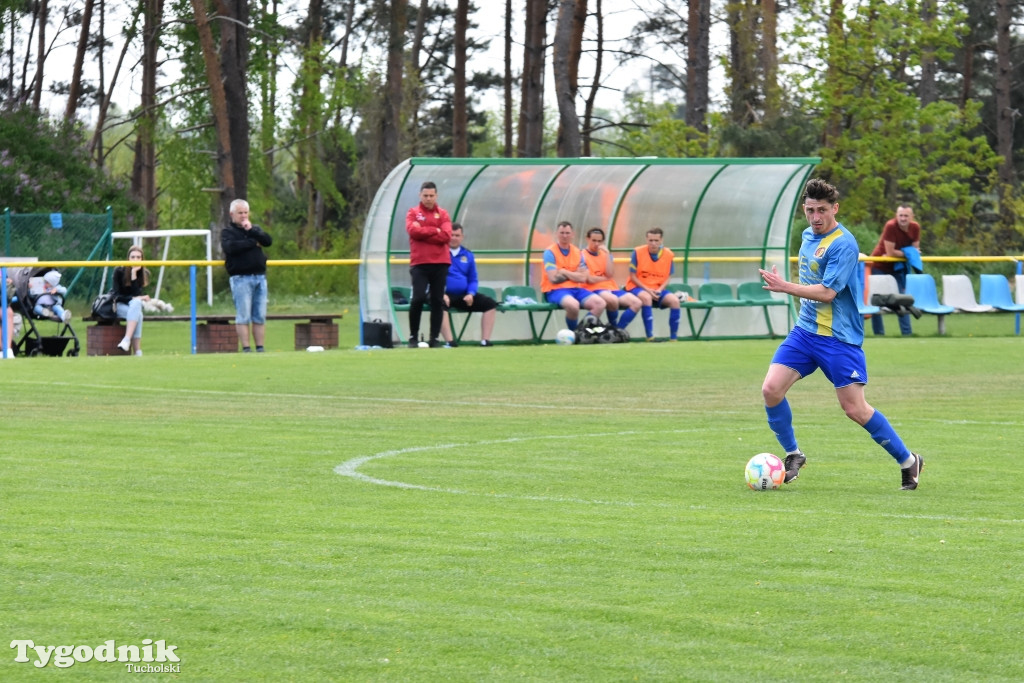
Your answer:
[575,315,629,344]
[90,292,118,321]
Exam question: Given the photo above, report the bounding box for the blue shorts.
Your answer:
[771,325,868,388]
[546,288,598,306]
[594,288,629,298]
[229,274,268,325]
[627,287,672,307]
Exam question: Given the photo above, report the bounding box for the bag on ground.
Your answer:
[362,319,394,348]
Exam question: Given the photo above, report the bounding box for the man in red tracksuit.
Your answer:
[405,181,452,348]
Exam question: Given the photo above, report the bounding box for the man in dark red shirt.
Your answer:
[405,181,452,348]
[869,205,921,336]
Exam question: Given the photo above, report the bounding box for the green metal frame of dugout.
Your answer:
[359,157,819,343]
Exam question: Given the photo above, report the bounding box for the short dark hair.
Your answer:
[420,181,437,191]
[804,178,839,204]
[451,223,463,233]
[557,220,573,230]
[586,227,605,239]
[646,227,664,238]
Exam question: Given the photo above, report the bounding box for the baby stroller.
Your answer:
[9,266,80,357]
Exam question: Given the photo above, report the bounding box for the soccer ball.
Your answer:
[745,453,785,491]
[555,329,576,345]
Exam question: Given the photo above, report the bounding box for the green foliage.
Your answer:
[0,108,143,223]
[788,0,1001,250]
[715,105,821,158]
[596,96,707,157]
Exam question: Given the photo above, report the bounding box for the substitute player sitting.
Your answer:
[540,221,606,331]
[581,227,641,330]
[625,227,682,341]
[439,223,498,347]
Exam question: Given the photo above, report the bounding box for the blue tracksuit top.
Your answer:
[446,246,479,297]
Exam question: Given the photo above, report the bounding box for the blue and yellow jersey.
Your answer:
[795,223,863,346]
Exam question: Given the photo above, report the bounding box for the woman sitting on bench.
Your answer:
[114,245,151,356]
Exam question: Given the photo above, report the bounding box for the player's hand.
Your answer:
[464,294,473,306]
[758,265,786,291]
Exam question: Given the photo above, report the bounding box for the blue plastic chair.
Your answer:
[854,262,880,316]
[979,274,1024,312]
[905,274,954,314]
[905,273,954,335]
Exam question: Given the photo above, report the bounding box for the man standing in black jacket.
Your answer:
[221,199,273,352]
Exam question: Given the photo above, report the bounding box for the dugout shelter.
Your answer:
[359,157,820,343]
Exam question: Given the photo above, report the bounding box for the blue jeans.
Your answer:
[229,274,268,325]
[34,302,66,320]
[870,270,912,336]
[116,300,143,338]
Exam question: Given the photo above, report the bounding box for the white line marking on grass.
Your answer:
[24,381,1024,426]
[335,431,1024,525]
[22,381,709,415]
[334,429,724,508]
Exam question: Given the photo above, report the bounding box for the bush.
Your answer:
[0,108,143,223]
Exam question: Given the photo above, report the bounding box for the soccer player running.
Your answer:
[758,179,924,490]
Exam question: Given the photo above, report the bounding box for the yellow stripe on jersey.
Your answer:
[812,229,845,336]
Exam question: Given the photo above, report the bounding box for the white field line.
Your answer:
[334,431,1024,525]
[334,430,717,506]
[13,381,1024,426]
[20,381,727,415]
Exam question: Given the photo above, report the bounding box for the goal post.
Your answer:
[105,229,214,306]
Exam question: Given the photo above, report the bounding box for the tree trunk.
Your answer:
[296,0,323,248]
[191,0,236,232]
[503,0,513,157]
[131,0,162,232]
[517,0,547,157]
[408,0,428,157]
[994,0,1015,189]
[379,0,406,181]
[452,0,468,157]
[822,0,844,147]
[759,0,779,122]
[726,0,758,126]
[919,0,937,108]
[219,0,249,205]
[90,7,140,163]
[260,0,279,210]
[19,10,38,102]
[686,0,710,133]
[31,0,47,111]
[582,0,603,156]
[553,0,581,157]
[65,0,94,120]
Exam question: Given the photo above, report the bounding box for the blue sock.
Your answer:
[617,309,637,330]
[669,309,680,339]
[862,410,912,464]
[567,317,578,331]
[607,309,619,326]
[765,398,799,453]
[642,306,654,337]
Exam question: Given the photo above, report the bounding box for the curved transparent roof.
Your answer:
[360,157,818,341]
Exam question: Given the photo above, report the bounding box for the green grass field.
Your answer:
[2,315,1023,680]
